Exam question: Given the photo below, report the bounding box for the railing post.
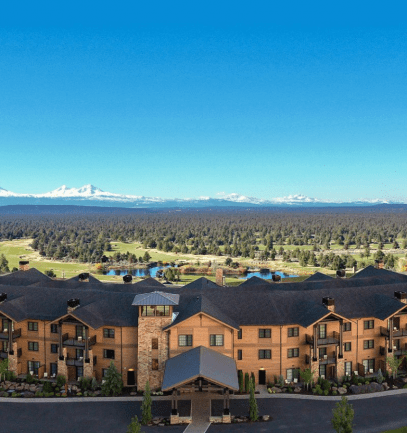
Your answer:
[8,319,14,355]
[58,321,64,360]
[389,318,394,353]
[339,320,343,358]
[84,326,89,362]
[313,325,318,361]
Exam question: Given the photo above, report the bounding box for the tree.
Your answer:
[225,257,232,266]
[141,380,152,425]
[300,368,313,391]
[45,269,56,278]
[386,354,405,379]
[238,370,244,393]
[142,252,151,263]
[248,378,259,422]
[244,372,250,393]
[127,416,143,433]
[332,396,354,433]
[101,361,123,396]
[0,358,9,382]
[0,254,9,274]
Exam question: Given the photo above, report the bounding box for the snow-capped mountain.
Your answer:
[0,184,402,208]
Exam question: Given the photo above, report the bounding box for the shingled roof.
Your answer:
[305,272,334,282]
[0,268,51,286]
[239,276,270,286]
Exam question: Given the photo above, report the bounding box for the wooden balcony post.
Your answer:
[58,321,63,360]
[339,319,343,358]
[389,317,394,353]
[313,325,318,361]
[84,326,89,362]
[8,319,13,355]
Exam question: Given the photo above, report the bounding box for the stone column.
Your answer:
[8,320,14,355]
[8,342,18,375]
[84,349,93,378]
[339,320,343,359]
[313,325,318,361]
[170,389,179,424]
[58,321,64,360]
[58,347,68,379]
[389,317,394,353]
[84,327,89,362]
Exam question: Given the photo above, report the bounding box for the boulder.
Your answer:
[382,383,389,391]
[262,415,270,421]
[294,387,301,393]
[332,386,338,392]
[130,392,137,396]
[271,387,282,393]
[338,387,347,395]
[393,385,398,389]
[23,392,35,398]
[402,378,407,383]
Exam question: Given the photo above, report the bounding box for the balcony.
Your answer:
[65,356,84,367]
[306,331,340,346]
[319,355,336,365]
[305,354,310,365]
[62,334,96,348]
[0,328,21,340]
[393,343,407,356]
[0,351,7,359]
[380,326,407,338]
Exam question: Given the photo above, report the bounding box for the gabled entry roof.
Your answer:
[132,291,180,306]
[162,346,238,392]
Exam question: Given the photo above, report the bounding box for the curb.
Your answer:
[1,388,407,403]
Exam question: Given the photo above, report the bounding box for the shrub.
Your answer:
[4,371,16,382]
[278,375,284,387]
[324,389,329,396]
[376,369,384,384]
[332,390,338,396]
[42,381,53,393]
[141,381,152,425]
[101,361,123,397]
[79,377,92,392]
[312,388,317,394]
[91,377,98,391]
[317,389,323,395]
[403,384,407,389]
[351,374,359,385]
[56,375,66,388]
[245,373,250,393]
[274,375,278,385]
[249,379,259,422]
[342,384,347,389]
[332,396,354,433]
[26,373,35,384]
[288,387,293,393]
[76,392,82,397]
[238,371,244,393]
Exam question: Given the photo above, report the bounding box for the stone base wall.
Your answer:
[57,348,68,379]
[137,316,172,391]
[310,360,319,383]
[8,342,18,374]
[84,350,94,378]
[170,414,179,425]
[336,357,345,379]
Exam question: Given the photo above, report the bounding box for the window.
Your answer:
[288,348,299,358]
[50,344,58,354]
[178,335,192,347]
[210,335,224,346]
[76,325,86,339]
[50,363,58,377]
[152,359,159,370]
[28,322,38,332]
[343,322,351,332]
[319,347,327,358]
[286,368,300,382]
[28,342,39,351]
[237,329,242,339]
[103,328,115,339]
[2,319,8,332]
[363,340,374,349]
[237,350,242,360]
[288,327,299,337]
[345,362,352,377]
[103,349,115,359]
[259,329,271,338]
[363,359,375,373]
[140,305,170,316]
[344,342,352,352]
[152,338,158,349]
[319,324,326,339]
[258,350,271,359]
[76,366,83,379]
[28,361,40,375]
[102,368,108,377]
[76,349,84,359]
[364,320,374,330]
[319,364,326,378]
[50,324,58,334]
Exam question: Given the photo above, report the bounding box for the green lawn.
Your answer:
[382,428,407,433]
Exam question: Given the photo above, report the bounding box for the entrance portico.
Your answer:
[162,346,238,425]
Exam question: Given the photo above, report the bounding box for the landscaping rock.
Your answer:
[349,382,383,394]
[393,385,398,389]
[0,391,8,397]
[262,415,270,421]
[94,391,101,396]
[271,387,282,393]
[332,386,338,392]
[130,392,137,396]
[294,387,301,393]
[23,392,34,398]
[338,387,347,395]
[402,378,407,383]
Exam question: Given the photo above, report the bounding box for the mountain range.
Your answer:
[0,184,400,208]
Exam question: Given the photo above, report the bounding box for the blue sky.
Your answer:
[1,1,406,201]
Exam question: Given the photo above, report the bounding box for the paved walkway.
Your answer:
[183,393,212,433]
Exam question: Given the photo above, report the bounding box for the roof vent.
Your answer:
[272,274,281,282]
[123,274,133,284]
[78,273,89,282]
[336,270,346,278]
[67,298,80,310]
[322,296,335,306]
[0,293,7,303]
[19,261,29,272]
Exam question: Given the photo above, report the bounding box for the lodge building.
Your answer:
[0,263,407,398]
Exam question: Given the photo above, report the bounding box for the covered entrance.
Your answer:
[258,369,266,385]
[162,346,238,425]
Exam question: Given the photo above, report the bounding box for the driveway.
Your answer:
[0,395,407,433]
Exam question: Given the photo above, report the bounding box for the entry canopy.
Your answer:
[132,291,179,306]
[162,346,238,392]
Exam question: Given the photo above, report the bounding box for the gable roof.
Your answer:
[162,346,238,391]
[133,277,165,289]
[239,276,270,286]
[182,277,220,290]
[351,266,407,281]
[0,268,51,286]
[305,272,334,282]
[66,274,101,284]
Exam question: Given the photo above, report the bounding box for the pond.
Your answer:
[240,269,298,280]
[103,266,169,277]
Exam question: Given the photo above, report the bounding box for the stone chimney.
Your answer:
[394,291,407,304]
[336,270,346,278]
[322,297,335,312]
[216,268,224,286]
[353,264,357,274]
[19,261,29,272]
[375,260,384,269]
[78,273,89,282]
[123,274,133,284]
[67,298,80,313]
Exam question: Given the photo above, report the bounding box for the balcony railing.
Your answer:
[62,333,96,348]
[393,343,407,356]
[0,351,7,359]
[17,348,22,358]
[319,353,336,365]
[305,354,310,365]
[0,328,21,340]
[65,356,84,367]
[380,346,386,356]
[306,331,340,346]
